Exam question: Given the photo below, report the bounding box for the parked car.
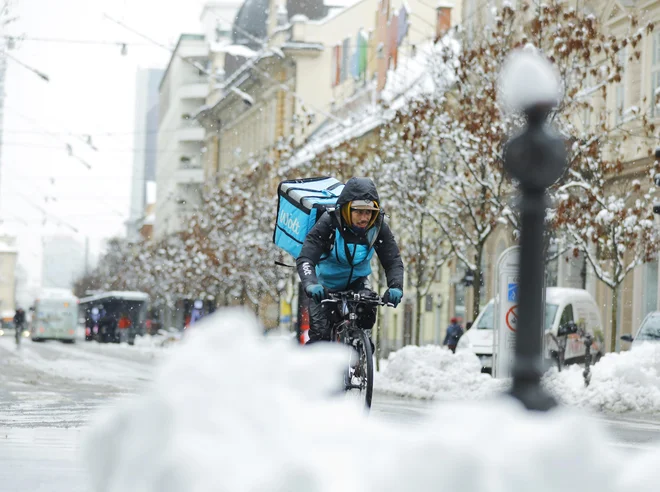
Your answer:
[621,311,660,347]
[457,288,604,373]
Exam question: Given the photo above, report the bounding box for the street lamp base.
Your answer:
[509,379,557,411]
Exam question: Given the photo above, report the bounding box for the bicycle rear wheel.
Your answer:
[345,330,374,409]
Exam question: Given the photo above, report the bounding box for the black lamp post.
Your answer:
[503,102,567,411]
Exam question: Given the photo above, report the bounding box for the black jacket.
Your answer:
[296,177,404,291]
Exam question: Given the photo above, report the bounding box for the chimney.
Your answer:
[435,2,452,42]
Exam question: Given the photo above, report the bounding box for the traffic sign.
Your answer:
[506,305,518,332]
[507,283,518,302]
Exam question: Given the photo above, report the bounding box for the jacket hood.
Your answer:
[336,177,380,206]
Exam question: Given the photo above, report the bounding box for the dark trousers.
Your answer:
[307,278,377,343]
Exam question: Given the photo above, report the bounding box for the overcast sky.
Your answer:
[1,0,210,287]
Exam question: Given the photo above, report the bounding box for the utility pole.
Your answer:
[0,15,7,213]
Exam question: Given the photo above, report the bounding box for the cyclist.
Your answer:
[296,177,404,345]
[13,307,26,346]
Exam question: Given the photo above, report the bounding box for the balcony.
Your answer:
[177,125,205,142]
[178,82,208,100]
[174,167,204,184]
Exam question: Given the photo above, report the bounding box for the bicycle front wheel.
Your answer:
[346,330,374,409]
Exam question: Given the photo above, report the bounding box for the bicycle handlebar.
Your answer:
[321,291,393,307]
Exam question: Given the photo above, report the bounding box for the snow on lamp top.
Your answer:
[499,44,561,114]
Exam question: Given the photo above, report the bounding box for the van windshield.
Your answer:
[637,315,660,341]
[475,302,559,330]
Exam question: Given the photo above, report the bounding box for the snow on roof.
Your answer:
[210,42,258,58]
[79,291,149,304]
[0,244,17,253]
[287,35,458,169]
[230,86,254,105]
[281,41,324,51]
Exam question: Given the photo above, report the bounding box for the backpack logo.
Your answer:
[280,211,301,235]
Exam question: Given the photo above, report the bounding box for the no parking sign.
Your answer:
[494,247,520,378]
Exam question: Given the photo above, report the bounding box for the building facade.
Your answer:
[195,0,460,346]
[127,67,163,242]
[154,34,209,239]
[41,235,85,291]
[0,234,17,321]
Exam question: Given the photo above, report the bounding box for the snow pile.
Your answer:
[133,330,182,350]
[544,342,660,414]
[82,308,660,492]
[375,345,507,400]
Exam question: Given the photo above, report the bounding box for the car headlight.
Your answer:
[0,329,4,336]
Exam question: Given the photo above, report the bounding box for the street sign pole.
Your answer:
[493,246,520,379]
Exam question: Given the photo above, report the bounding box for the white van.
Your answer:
[457,287,604,372]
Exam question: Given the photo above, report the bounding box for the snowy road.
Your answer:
[2,334,660,491]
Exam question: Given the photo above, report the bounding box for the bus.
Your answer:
[78,291,149,344]
[31,290,79,343]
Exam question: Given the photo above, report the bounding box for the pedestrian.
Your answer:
[118,313,132,343]
[443,317,464,353]
[189,300,204,327]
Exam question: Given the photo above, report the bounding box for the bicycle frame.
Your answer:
[321,291,388,408]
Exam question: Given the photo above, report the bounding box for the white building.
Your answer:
[41,235,85,290]
[154,34,209,239]
[127,68,164,242]
[0,234,17,320]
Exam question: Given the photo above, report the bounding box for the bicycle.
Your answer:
[549,321,595,387]
[14,323,24,348]
[321,291,390,410]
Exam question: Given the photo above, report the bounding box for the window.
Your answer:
[651,32,660,117]
[340,38,350,83]
[454,281,466,320]
[637,314,660,341]
[545,304,559,330]
[559,304,574,327]
[616,48,627,123]
[475,302,493,330]
[644,260,659,318]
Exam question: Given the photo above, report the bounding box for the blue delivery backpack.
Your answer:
[273,177,345,259]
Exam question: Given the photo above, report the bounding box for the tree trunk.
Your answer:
[415,291,423,346]
[414,216,425,345]
[610,284,619,353]
[471,247,484,322]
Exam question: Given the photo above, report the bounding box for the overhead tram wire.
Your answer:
[4,35,149,46]
[103,13,348,127]
[4,51,49,81]
[15,192,79,233]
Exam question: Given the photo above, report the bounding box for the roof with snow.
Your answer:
[79,291,150,304]
[287,35,459,169]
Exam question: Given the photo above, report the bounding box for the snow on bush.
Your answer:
[375,345,507,400]
[82,308,660,492]
[544,342,660,414]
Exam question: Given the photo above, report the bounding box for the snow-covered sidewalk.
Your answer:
[375,343,660,414]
